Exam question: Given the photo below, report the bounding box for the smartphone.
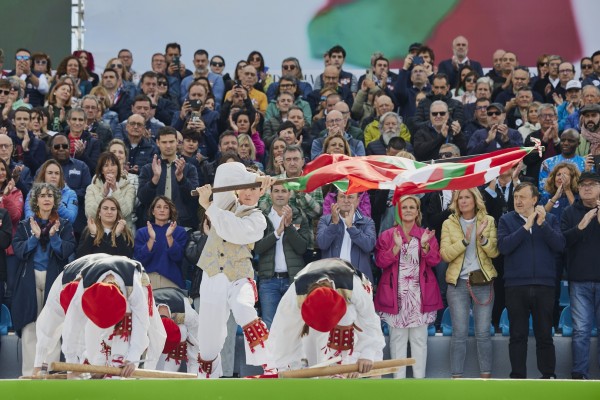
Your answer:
[366,68,373,81]
[189,99,202,111]
[234,79,242,88]
[191,111,202,123]
[413,56,424,65]
[594,155,600,173]
[173,55,180,69]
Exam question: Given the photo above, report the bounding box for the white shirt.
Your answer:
[268,207,288,273]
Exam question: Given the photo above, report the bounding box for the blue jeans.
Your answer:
[259,277,290,329]
[570,281,600,378]
[446,278,494,376]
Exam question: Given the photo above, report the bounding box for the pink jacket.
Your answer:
[374,225,443,315]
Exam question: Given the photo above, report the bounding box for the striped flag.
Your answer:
[286,147,537,201]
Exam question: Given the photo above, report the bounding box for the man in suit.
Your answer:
[437,36,484,88]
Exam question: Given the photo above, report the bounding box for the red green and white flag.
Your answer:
[286,147,538,201]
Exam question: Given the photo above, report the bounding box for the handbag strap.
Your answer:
[466,277,493,306]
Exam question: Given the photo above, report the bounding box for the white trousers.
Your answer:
[197,274,271,378]
[388,324,428,379]
[21,271,60,376]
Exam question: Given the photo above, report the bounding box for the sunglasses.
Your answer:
[431,111,447,117]
[438,152,454,158]
[35,59,48,65]
[16,55,30,61]
[110,64,124,69]
[210,62,224,67]
[487,111,502,116]
[465,78,476,83]
[582,64,593,69]
[538,62,548,67]
[157,81,168,86]
[0,90,10,95]
[53,144,69,150]
[251,56,261,61]
[282,65,296,70]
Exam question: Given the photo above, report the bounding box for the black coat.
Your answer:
[11,217,76,334]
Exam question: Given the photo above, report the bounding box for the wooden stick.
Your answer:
[190,177,297,196]
[50,362,197,379]
[278,358,415,379]
[357,367,399,378]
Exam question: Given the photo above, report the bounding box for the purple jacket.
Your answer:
[374,225,442,315]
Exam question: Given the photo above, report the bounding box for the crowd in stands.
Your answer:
[0,36,599,379]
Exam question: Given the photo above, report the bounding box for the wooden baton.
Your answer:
[50,362,197,379]
[190,177,298,197]
[278,358,415,378]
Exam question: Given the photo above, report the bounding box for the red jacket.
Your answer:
[0,187,24,256]
[374,224,443,315]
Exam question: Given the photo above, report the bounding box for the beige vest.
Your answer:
[198,201,258,282]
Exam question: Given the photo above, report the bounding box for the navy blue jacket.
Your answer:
[498,211,565,288]
[9,131,47,175]
[467,127,523,155]
[9,160,33,198]
[438,59,484,88]
[561,201,600,282]
[137,158,199,229]
[123,136,158,172]
[393,69,431,122]
[11,217,76,334]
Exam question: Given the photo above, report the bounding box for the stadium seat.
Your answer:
[428,324,436,336]
[500,308,510,336]
[441,308,452,336]
[559,306,573,337]
[0,304,12,335]
[559,281,570,307]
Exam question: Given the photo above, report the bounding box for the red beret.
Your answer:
[59,281,79,314]
[301,287,347,332]
[161,316,182,354]
[82,282,126,329]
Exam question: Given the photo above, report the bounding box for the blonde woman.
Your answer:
[441,188,499,378]
[375,195,442,378]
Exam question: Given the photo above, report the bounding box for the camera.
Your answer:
[413,56,424,65]
[189,99,202,111]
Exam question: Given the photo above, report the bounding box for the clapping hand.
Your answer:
[30,217,41,238]
[115,219,127,235]
[421,228,435,245]
[165,221,177,237]
[49,219,60,236]
[87,217,97,236]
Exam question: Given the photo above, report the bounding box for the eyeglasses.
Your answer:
[559,69,573,74]
[16,55,30,61]
[110,64,124,69]
[438,152,454,159]
[326,118,343,125]
[0,90,9,95]
[487,111,502,116]
[540,113,557,119]
[35,59,48,65]
[210,62,224,67]
[431,111,447,117]
[280,83,295,88]
[582,64,593,69]
[282,65,297,71]
[53,144,69,150]
[579,182,600,188]
[157,81,168,86]
[251,56,261,61]
[128,121,145,127]
[0,144,12,149]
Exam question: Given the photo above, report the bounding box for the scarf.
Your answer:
[581,125,600,155]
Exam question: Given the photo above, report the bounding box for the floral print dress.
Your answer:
[380,237,436,329]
